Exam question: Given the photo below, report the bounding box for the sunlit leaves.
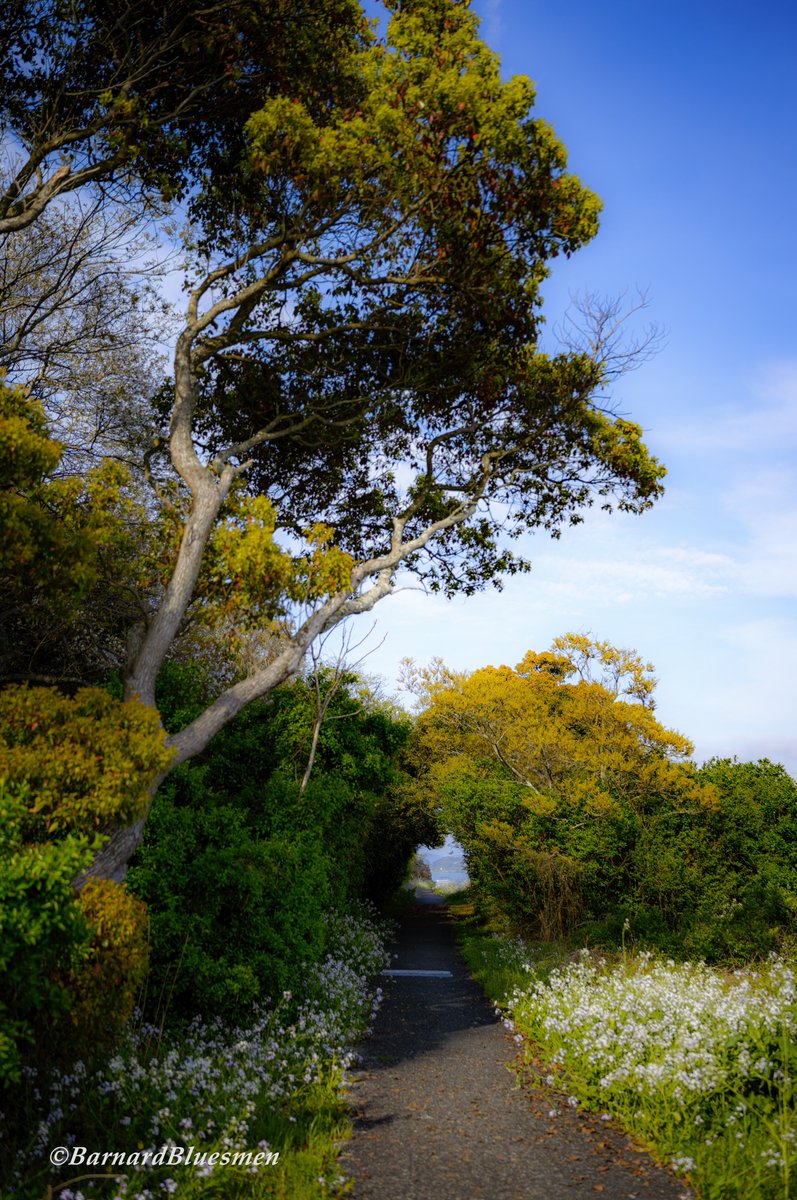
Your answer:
[200,494,356,631]
[0,380,139,617]
[405,634,717,936]
[407,634,698,812]
[0,686,172,835]
[246,0,600,277]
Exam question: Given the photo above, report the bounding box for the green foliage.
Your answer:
[409,636,797,960]
[0,379,125,618]
[459,918,797,1200]
[0,378,162,684]
[129,786,333,1017]
[626,758,797,961]
[127,665,430,1021]
[0,0,369,223]
[0,684,169,1082]
[5,1,666,858]
[0,684,173,833]
[0,782,93,1084]
[570,759,797,960]
[1,904,389,1200]
[215,3,664,596]
[66,878,150,1055]
[0,377,61,484]
[194,494,360,645]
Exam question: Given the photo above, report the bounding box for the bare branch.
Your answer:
[298,621,385,794]
[554,289,667,380]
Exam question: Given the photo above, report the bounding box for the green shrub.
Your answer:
[0,684,172,834]
[64,878,150,1053]
[128,785,333,1020]
[0,783,93,1083]
[437,752,797,961]
[127,667,432,1022]
[0,684,170,1083]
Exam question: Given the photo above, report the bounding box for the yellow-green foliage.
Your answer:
[246,1,602,257]
[297,522,356,600]
[66,879,149,1051]
[0,782,94,1083]
[0,688,170,1081]
[0,376,61,485]
[0,378,139,614]
[405,634,720,942]
[202,492,355,628]
[0,685,173,835]
[407,635,712,821]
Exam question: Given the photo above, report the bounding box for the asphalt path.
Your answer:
[341,889,690,1200]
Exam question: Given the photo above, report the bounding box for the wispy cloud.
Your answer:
[364,356,797,772]
[658,359,797,455]
[479,0,505,47]
[530,550,731,604]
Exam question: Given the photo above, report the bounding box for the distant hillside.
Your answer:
[417,838,468,881]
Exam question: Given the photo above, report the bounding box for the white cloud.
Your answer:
[526,554,725,605]
[658,359,797,456]
[480,0,504,45]
[359,358,797,774]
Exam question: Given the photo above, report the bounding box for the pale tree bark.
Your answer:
[89,487,481,881]
[76,163,660,883]
[82,254,489,881]
[4,1,666,893]
[80,300,654,882]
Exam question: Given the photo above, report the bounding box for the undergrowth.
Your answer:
[1,906,390,1200]
[453,895,797,1200]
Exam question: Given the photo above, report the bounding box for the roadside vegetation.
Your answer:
[456,915,796,1200]
[2,2,792,1198]
[420,636,797,1200]
[0,662,436,1198]
[405,636,797,965]
[4,905,390,1200]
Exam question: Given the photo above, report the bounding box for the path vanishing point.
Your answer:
[341,889,690,1200]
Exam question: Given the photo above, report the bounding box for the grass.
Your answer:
[1,906,391,1200]
[450,892,797,1200]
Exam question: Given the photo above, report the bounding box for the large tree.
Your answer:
[0,0,368,233]
[402,635,717,938]
[2,0,666,881]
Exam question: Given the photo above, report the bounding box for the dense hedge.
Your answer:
[0,661,437,1083]
[445,756,797,960]
[126,663,438,1021]
[0,687,170,1084]
[409,642,797,961]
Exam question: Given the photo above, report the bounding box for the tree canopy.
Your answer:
[403,633,711,826]
[405,636,797,957]
[1,0,666,879]
[0,0,368,232]
[403,635,718,939]
[126,0,664,742]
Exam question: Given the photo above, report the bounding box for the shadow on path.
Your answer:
[340,889,690,1200]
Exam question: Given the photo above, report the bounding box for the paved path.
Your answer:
[341,890,688,1200]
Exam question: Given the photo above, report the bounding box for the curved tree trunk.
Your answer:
[75,815,151,886]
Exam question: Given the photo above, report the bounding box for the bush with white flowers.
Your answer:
[4,904,390,1200]
[500,947,797,1200]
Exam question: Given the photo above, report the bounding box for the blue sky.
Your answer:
[364,0,797,774]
